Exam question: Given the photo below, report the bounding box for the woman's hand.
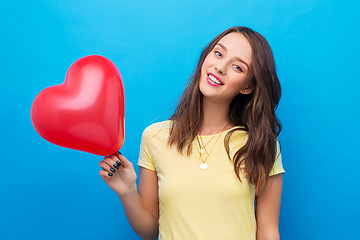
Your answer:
[99,152,137,196]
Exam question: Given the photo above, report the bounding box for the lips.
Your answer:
[207,72,224,86]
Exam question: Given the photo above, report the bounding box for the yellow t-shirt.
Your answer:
[138,120,284,240]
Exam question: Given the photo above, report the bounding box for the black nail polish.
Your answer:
[117,151,122,155]
[116,160,122,166]
[110,168,116,173]
[108,173,113,176]
[113,163,119,169]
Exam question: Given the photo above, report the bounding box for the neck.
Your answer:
[200,97,233,135]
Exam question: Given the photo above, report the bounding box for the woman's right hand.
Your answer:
[99,152,137,196]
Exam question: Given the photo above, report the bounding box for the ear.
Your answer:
[240,86,253,95]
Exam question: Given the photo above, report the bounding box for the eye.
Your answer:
[214,51,222,57]
[234,65,243,72]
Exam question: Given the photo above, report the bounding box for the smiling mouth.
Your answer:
[207,74,223,85]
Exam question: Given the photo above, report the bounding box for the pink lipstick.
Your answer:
[207,72,224,86]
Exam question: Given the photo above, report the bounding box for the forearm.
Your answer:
[256,226,280,240]
[119,185,159,240]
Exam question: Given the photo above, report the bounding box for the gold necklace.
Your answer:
[197,132,218,154]
[195,124,229,170]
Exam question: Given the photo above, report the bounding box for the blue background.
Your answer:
[1,0,359,239]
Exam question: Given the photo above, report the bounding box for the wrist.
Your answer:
[118,183,138,199]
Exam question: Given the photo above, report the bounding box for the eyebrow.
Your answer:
[216,43,250,69]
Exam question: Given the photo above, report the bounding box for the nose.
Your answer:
[215,65,225,75]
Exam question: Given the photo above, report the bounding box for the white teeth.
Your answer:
[209,74,221,85]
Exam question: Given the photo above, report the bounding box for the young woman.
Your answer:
[99,26,284,240]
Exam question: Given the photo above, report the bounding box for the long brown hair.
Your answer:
[168,26,282,194]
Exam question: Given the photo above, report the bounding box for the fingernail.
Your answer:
[108,173,113,176]
[110,168,116,173]
[113,163,119,169]
[117,151,122,155]
[116,160,122,166]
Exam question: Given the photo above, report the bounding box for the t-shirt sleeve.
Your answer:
[269,140,285,176]
[137,127,156,171]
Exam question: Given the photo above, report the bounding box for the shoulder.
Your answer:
[226,126,248,143]
[142,120,172,139]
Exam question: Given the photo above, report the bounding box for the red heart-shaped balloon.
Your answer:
[31,55,125,156]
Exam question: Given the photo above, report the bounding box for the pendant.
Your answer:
[200,162,208,170]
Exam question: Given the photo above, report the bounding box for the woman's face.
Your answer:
[200,32,254,103]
